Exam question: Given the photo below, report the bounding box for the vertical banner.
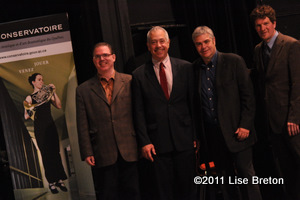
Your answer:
[0,14,94,199]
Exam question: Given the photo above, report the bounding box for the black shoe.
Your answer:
[55,181,68,192]
[49,184,59,194]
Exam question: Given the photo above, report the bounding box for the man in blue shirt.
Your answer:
[192,26,262,200]
[250,5,300,200]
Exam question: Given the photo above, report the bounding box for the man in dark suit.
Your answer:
[76,42,140,200]
[192,26,262,200]
[250,5,300,200]
[132,26,197,200]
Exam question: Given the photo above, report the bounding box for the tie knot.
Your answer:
[264,43,271,53]
[160,62,164,69]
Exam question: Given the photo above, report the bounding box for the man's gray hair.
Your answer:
[192,26,215,42]
[147,26,170,43]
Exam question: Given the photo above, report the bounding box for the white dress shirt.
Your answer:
[152,55,173,96]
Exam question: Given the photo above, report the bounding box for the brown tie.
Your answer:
[159,62,169,99]
[100,78,113,104]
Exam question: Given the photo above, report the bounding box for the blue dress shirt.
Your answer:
[200,51,218,125]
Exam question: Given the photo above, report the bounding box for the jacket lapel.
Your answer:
[144,61,167,100]
[90,76,109,104]
[266,33,284,75]
[257,42,265,72]
[169,57,178,100]
[111,72,124,104]
[216,52,224,89]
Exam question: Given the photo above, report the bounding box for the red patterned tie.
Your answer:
[159,62,169,99]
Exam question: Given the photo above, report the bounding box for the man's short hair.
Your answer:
[93,42,115,55]
[250,5,276,25]
[147,26,169,43]
[192,26,215,42]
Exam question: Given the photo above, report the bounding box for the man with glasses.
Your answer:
[76,42,140,200]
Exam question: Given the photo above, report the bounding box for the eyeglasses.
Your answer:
[93,54,112,59]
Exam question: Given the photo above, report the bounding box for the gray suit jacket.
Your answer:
[76,72,138,168]
[253,33,300,133]
[194,52,256,153]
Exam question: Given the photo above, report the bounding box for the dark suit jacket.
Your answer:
[76,72,138,168]
[253,33,300,133]
[194,52,256,153]
[132,57,195,154]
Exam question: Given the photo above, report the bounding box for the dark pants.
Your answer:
[140,149,197,200]
[92,155,140,200]
[203,124,262,200]
[269,131,300,200]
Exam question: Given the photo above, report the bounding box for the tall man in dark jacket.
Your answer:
[132,26,196,200]
[192,26,262,200]
[250,5,300,200]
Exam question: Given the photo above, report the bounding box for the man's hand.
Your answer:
[287,122,300,136]
[141,144,156,162]
[85,156,95,166]
[235,128,250,141]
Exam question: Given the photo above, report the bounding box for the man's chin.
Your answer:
[97,66,111,72]
[260,34,268,40]
[154,53,166,59]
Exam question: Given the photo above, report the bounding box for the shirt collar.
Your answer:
[201,50,218,68]
[97,70,115,81]
[152,54,170,68]
[266,31,278,49]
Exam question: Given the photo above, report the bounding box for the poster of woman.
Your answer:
[0,14,95,199]
[24,73,68,194]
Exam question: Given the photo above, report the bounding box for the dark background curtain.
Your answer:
[1,0,299,82]
[170,0,260,66]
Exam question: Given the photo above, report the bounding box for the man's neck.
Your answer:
[152,55,169,64]
[203,58,211,65]
[264,31,277,43]
[98,69,115,80]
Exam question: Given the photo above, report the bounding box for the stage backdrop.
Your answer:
[0,13,94,199]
